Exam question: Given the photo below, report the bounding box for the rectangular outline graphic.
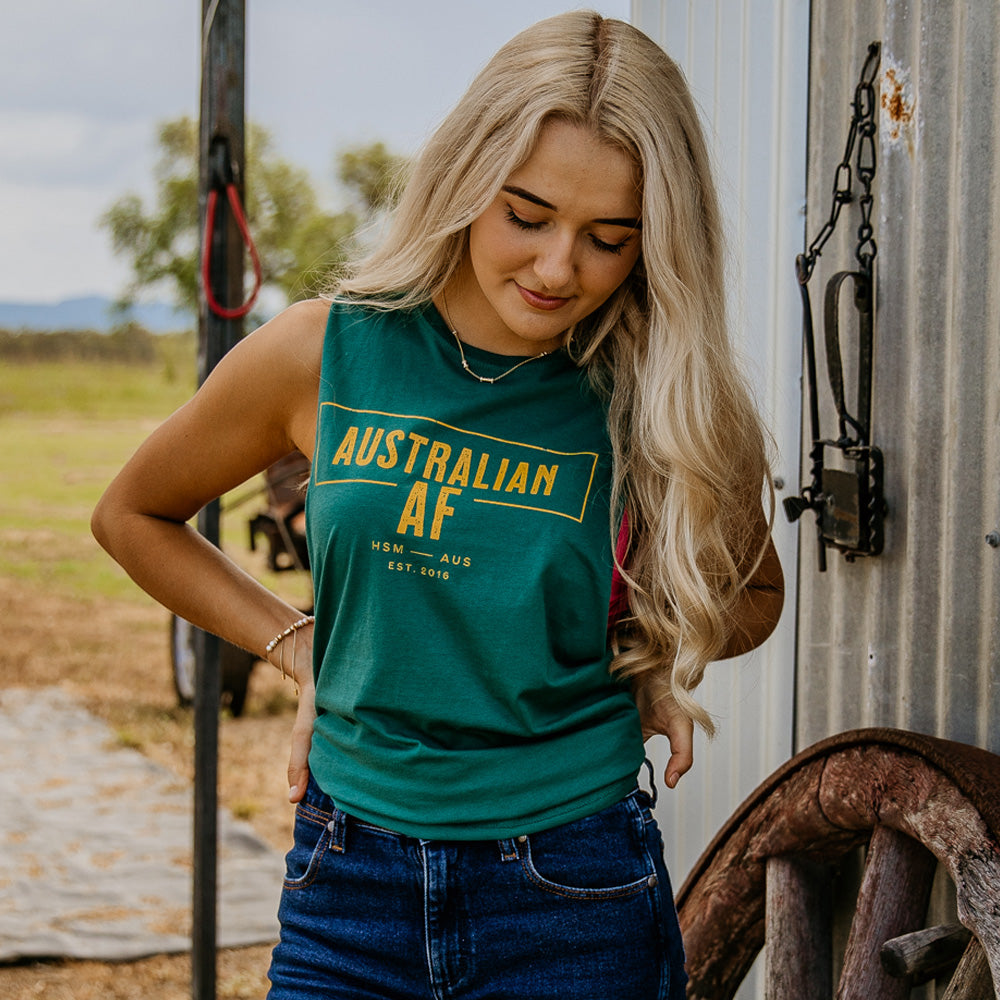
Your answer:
[313,402,600,523]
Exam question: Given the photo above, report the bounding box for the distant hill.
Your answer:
[0,296,194,334]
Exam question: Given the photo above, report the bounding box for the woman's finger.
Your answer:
[665,713,694,788]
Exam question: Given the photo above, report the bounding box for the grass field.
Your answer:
[0,356,305,998]
[0,358,310,608]
[0,362,191,601]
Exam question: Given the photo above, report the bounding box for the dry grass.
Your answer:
[0,946,275,999]
[0,575,297,998]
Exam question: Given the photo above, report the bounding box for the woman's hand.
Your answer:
[634,683,694,789]
[268,622,316,804]
[287,673,316,803]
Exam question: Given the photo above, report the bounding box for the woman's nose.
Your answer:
[532,234,576,292]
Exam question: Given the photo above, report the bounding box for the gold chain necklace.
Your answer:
[449,329,551,384]
[442,290,551,384]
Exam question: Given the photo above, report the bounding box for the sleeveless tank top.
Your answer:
[305,300,643,839]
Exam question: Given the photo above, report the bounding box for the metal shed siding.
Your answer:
[797,1,1000,754]
[629,0,809,885]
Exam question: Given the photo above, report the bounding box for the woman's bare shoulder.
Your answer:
[176,298,333,461]
[241,297,332,376]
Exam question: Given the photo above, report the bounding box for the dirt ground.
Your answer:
[0,573,299,998]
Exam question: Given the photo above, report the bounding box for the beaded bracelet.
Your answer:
[265,615,315,658]
[266,615,314,690]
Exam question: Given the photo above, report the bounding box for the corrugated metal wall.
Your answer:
[628,1,999,995]
[630,0,809,883]
[797,1,1000,755]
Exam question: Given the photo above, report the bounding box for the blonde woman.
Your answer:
[94,11,782,998]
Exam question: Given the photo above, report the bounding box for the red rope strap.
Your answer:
[201,183,262,320]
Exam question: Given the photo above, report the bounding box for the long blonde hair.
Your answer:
[335,11,772,735]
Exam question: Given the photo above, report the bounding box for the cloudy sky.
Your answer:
[0,1,630,305]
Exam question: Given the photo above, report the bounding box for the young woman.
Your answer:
[93,11,782,998]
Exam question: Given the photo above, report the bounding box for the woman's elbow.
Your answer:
[91,486,121,556]
[91,477,145,559]
[719,575,785,660]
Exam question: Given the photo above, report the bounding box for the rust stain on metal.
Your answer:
[881,65,916,155]
[882,68,914,133]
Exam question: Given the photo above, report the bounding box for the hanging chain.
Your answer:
[797,42,881,285]
[786,42,886,569]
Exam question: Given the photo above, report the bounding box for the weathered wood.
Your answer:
[765,856,832,1000]
[678,758,862,1000]
[940,937,996,1000]
[835,824,937,1000]
[881,923,971,982]
[677,730,1000,1000]
[820,744,1000,987]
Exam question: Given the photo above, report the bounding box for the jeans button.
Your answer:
[647,874,658,888]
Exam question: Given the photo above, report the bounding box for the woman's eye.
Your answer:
[589,234,630,256]
[504,204,632,255]
[504,207,543,231]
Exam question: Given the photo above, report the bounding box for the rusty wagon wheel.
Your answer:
[676,728,1000,1000]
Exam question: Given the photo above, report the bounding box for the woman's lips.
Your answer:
[516,283,571,311]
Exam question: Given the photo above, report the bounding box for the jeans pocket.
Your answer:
[516,796,657,900]
[282,799,341,890]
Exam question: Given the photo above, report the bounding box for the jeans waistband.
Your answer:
[301,765,658,848]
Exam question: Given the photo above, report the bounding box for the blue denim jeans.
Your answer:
[267,774,687,999]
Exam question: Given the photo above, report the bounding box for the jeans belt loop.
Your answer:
[328,808,348,853]
[498,835,527,862]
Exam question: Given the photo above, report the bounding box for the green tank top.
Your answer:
[305,301,643,839]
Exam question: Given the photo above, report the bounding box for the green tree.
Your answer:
[102,116,404,317]
[337,141,409,214]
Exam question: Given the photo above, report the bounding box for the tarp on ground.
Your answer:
[0,687,284,963]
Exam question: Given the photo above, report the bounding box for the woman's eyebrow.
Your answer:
[502,185,642,230]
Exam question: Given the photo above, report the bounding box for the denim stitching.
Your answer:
[295,804,331,827]
[282,831,332,891]
[420,844,447,1000]
[498,838,519,862]
[354,819,401,838]
[627,794,671,1000]
[283,806,344,891]
[516,822,655,901]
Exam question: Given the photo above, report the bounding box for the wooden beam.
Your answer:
[765,856,833,1000]
[940,937,996,1000]
[881,923,971,984]
[836,825,936,1000]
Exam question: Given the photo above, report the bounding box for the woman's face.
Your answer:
[447,119,642,356]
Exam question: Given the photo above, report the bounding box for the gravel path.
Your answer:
[0,687,284,962]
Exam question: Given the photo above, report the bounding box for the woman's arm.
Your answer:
[92,299,325,649]
[718,531,784,660]
[634,507,784,787]
[92,298,329,800]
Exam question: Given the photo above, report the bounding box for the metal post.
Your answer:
[195,2,246,998]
